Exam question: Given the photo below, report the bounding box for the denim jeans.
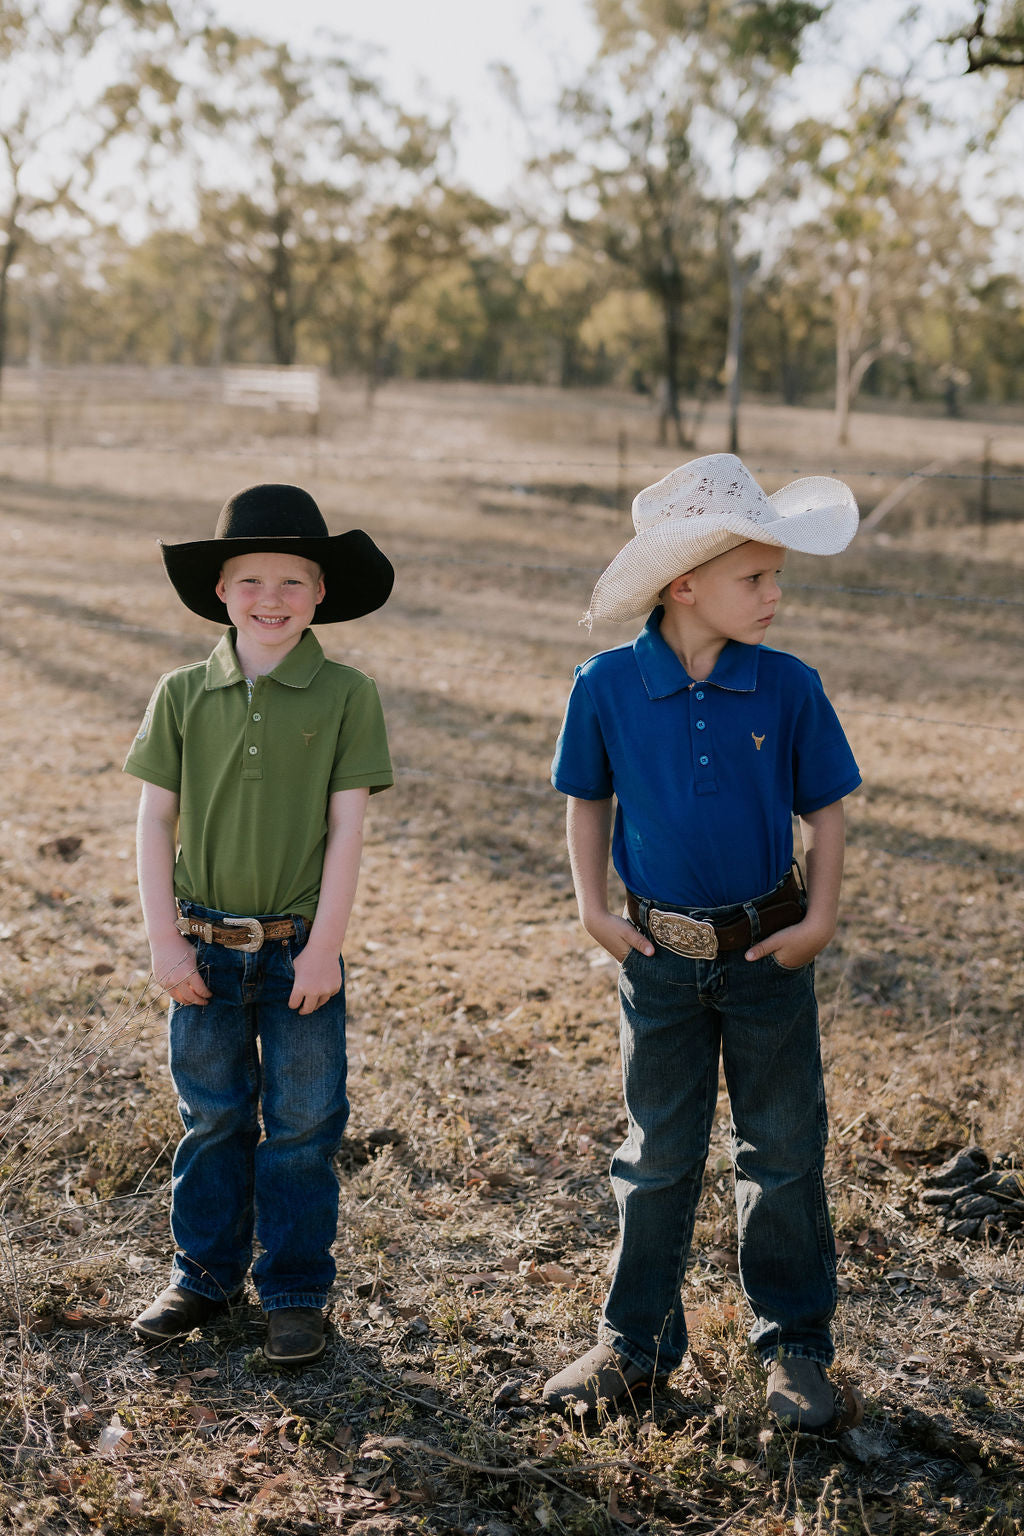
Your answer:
[166,902,348,1311]
[601,894,837,1376]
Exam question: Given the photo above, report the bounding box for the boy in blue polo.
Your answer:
[124,484,394,1366]
[545,454,863,1433]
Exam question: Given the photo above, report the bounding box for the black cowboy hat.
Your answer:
[160,483,394,624]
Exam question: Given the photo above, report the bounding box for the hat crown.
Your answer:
[215,484,329,541]
[632,453,776,535]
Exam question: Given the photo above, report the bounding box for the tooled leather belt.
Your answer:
[625,868,805,960]
[175,913,299,953]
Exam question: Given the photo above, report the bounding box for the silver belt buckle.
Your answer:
[223,915,265,953]
[647,907,718,959]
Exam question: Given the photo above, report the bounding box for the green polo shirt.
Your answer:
[124,629,393,918]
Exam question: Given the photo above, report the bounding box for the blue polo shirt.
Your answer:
[551,608,861,908]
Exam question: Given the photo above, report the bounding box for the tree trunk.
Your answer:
[833,281,854,447]
[659,290,687,448]
[722,210,757,456]
[268,210,296,365]
[655,213,688,448]
[0,211,21,407]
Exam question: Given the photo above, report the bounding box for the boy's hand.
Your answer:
[745,917,834,969]
[150,935,212,1006]
[289,943,343,1015]
[584,909,656,964]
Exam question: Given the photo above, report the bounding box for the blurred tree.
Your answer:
[543,0,823,445]
[0,0,194,396]
[382,258,488,379]
[893,181,994,417]
[745,240,832,404]
[183,31,501,392]
[951,0,1024,70]
[335,187,503,401]
[579,288,662,390]
[187,32,402,369]
[537,82,713,446]
[522,249,612,387]
[792,75,931,444]
[92,225,232,364]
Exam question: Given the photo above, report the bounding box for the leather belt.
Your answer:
[175,912,298,953]
[625,869,805,960]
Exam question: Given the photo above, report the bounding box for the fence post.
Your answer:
[978,437,991,540]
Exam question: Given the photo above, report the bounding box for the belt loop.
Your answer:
[744,900,761,945]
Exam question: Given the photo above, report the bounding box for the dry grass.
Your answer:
[0,379,1022,1536]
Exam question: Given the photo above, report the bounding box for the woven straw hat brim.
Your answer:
[589,475,858,623]
[160,530,395,625]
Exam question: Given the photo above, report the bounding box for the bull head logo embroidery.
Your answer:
[752,733,765,751]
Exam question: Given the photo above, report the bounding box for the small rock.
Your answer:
[492,1378,523,1405]
[839,1425,888,1465]
[921,1147,989,1189]
[955,1195,1003,1219]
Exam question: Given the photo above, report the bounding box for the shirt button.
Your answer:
[699,755,709,766]
[695,691,704,700]
[252,712,262,722]
[696,719,706,730]
[248,746,258,756]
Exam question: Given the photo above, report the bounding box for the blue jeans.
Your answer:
[166,903,348,1311]
[601,896,837,1376]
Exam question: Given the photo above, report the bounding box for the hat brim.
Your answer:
[588,476,858,623]
[160,531,395,625]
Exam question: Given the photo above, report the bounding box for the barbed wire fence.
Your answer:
[0,395,1020,879]
[57,559,1023,881]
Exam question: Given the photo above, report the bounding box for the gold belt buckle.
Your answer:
[647,907,718,959]
[223,916,265,953]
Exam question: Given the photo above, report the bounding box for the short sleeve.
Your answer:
[122,674,183,793]
[791,670,861,815]
[551,670,614,799]
[330,677,393,794]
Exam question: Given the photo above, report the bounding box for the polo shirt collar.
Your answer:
[204,628,326,691]
[633,607,760,698]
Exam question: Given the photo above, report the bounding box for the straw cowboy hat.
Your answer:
[161,483,394,624]
[586,453,858,624]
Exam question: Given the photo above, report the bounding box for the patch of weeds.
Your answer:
[82,1084,179,1199]
[32,1464,190,1534]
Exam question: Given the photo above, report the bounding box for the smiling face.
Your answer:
[216,551,325,672]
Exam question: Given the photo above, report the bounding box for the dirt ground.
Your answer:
[1,380,1023,1536]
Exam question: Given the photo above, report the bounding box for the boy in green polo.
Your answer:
[124,483,394,1365]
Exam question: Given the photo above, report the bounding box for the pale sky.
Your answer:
[207,0,601,198]
[201,0,1002,207]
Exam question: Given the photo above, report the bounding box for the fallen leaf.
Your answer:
[251,1473,294,1505]
[537,1261,581,1288]
[68,1371,93,1404]
[608,1486,638,1524]
[98,1423,133,1458]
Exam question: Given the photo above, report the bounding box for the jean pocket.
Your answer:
[619,943,654,973]
[765,952,812,975]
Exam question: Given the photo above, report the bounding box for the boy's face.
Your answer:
[665,540,785,647]
[216,551,325,660]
